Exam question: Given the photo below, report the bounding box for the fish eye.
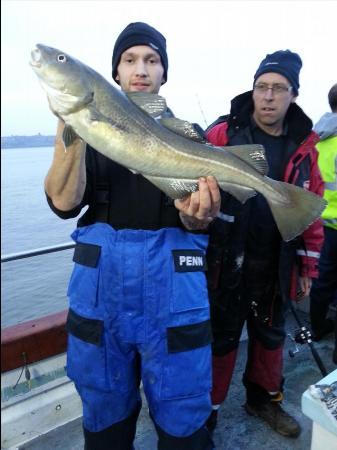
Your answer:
[57,54,67,63]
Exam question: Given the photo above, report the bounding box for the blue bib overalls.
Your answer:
[65,223,213,447]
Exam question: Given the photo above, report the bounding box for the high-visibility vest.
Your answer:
[317,135,337,230]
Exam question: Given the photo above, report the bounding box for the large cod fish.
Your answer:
[30,44,326,241]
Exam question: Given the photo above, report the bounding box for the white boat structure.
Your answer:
[1,244,82,449]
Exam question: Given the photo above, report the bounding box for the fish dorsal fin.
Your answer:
[126,92,167,117]
[158,117,205,142]
[226,144,269,175]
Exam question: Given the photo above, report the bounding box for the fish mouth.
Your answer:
[30,47,42,68]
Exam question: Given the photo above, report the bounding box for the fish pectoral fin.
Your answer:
[86,106,127,132]
[218,182,256,203]
[144,175,198,199]
[225,144,269,175]
[62,125,81,147]
[126,92,167,117]
[158,117,206,142]
[86,106,109,123]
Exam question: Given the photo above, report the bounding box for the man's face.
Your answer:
[116,45,165,94]
[252,72,296,134]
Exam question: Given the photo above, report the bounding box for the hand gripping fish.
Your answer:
[30,44,326,241]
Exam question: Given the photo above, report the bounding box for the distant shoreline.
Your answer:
[1,135,55,149]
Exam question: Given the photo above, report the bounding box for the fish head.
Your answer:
[30,44,94,116]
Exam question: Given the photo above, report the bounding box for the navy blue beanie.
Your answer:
[112,22,168,84]
[254,50,302,95]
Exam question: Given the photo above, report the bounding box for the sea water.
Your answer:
[1,147,78,328]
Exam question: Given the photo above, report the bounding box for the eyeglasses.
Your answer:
[254,83,293,95]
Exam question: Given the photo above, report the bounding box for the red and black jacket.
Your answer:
[206,91,324,301]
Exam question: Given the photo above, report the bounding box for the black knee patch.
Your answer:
[154,421,214,450]
[84,404,140,450]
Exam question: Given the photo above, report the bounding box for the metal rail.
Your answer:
[1,242,75,263]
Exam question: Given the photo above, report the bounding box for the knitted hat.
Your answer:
[254,50,302,95]
[112,22,168,84]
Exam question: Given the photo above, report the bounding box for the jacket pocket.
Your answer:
[73,242,101,267]
[170,249,209,313]
[66,307,103,345]
[66,308,108,391]
[160,320,212,399]
[67,242,102,311]
[66,309,132,393]
[167,320,212,353]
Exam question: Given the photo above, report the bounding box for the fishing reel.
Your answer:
[287,326,313,358]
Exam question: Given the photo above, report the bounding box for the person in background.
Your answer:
[205,50,324,438]
[44,22,220,450]
[310,83,337,364]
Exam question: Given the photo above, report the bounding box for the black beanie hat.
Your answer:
[112,22,168,84]
[254,50,302,95]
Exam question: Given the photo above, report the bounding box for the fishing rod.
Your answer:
[288,302,328,377]
[195,93,209,129]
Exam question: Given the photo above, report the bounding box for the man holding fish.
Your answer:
[43,22,219,449]
[205,50,324,439]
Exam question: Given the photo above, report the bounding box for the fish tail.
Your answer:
[266,180,327,242]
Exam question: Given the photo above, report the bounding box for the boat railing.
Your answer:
[1,242,75,373]
[1,242,75,263]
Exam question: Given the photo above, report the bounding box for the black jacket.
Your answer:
[206,91,317,304]
[46,145,182,230]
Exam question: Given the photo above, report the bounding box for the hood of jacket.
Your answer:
[314,112,337,140]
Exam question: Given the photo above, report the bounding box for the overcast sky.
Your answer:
[2,0,336,136]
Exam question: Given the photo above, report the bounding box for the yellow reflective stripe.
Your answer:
[324,218,337,226]
[325,181,337,191]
